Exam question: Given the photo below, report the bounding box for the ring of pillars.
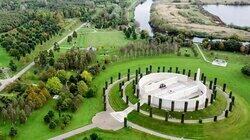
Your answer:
[103,65,235,124]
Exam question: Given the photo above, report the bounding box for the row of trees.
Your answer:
[201,36,250,54]
[0,12,61,61]
[119,41,177,57]
[54,47,96,71]
[0,12,30,33]
[43,110,72,130]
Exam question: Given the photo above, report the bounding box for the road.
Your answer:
[0,23,86,92]
[194,43,211,63]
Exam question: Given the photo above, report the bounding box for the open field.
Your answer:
[67,128,165,140]
[1,51,249,139]
[151,0,250,40]
[0,47,11,67]
[58,28,133,56]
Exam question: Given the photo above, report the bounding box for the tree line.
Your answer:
[0,12,61,61]
[201,35,250,54]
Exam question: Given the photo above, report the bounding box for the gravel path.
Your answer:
[49,124,96,140]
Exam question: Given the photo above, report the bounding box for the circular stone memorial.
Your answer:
[138,69,211,111]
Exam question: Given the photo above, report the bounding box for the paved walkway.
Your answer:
[194,43,211,63]
[49,124,96,140]
[0,23,86,92]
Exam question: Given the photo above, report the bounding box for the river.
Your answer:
[134,0,154,36]
[203,5,250,27]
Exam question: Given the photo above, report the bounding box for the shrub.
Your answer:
[44,114,51,124]
[44,111,55,124]
[49,121,57,129]
[90,133,100,140]
[184,53,191,57]
[9,127,17,137]
[85,88,95,98]
[241,65,250,76]
[177,51,181,56]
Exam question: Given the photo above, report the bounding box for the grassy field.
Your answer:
[67,128,166,140]
[108,81,129,111]
[140,89,227,120]
[58,28,133,56]
[1,52,249,139]
[0,47,11,68]
[100,55,250,139]
[125,82,140,104]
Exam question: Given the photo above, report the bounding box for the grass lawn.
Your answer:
[1,43,250,139]
[140,89,227,120]
[125,82,139,104]
[202,48,250,65]
[67,128,166,140]
[108,81,128,111]
[0,47,11,67]
[99,55,250,139]
[58,28,134,56]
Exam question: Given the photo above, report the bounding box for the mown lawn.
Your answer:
[108,81,128,111]
[58,28,134,55]
[0,47,11,67]
[67,128,166,140]
[125,82,139,104]
[97,54,250,139]
[1,53,249,139]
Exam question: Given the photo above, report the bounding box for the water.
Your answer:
[134,0,154,36]
[203,5,250,27]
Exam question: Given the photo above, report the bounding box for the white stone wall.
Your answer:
[138,73,209,112]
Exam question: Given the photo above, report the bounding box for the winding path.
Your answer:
[0,23,86,92]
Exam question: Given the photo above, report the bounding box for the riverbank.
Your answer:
[199,0,250,5]
[150,0,250,41]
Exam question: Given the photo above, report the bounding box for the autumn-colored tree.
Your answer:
[46,77,63,94]
[56,70,68,85]
[81,71,92,84]
[77,81,88,96]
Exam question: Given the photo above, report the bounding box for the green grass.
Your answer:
[1,35,250,139]
[67,128,166,140]
[128,94,246,139]
[140,90,227,120]
[108,81,128,111]
[59,28,133,55]
[202,49,250,65]
[95,54,249,139]
[125,82,139,104]
[0,47,11,67]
